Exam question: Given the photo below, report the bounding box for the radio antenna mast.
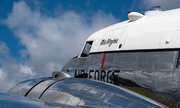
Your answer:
[128,0,136,14]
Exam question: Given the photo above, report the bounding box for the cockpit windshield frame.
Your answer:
[81,41,93,57]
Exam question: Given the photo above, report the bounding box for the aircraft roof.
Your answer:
[86,8,180,53]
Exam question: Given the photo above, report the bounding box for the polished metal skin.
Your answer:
[7,77,49,96]
[52,71,72,79]
[7,77,167,108]
[0,93,79,108]
[69,8,180,107]
[61,50,180,107]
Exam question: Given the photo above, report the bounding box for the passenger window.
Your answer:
[81,41,93,57]
[177,51,180,68]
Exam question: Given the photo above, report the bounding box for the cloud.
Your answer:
[141,0,180,10]
[0,41,9,56]
[19,65,35,76]
[0,42,36,92]
[1,1,119,92]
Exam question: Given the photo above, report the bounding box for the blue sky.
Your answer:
[0,0,180,92]
[0,0,136,58]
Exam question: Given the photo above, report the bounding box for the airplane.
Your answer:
[5,74,167,108]
[1,6,179,108]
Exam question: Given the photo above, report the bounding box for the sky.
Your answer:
[0,0,180,93]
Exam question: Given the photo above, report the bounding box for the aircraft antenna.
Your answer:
[128,0,136,14]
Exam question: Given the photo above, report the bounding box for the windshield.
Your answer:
[148,6,166,11]
[81,41,93,57]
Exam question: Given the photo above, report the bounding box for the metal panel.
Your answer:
[41,78,166,108]
[62,50,179,107]
[41,89,71,104]
[103,53,115,70]
[62,58,78,72]
[27,79,57,99]
[105,94,134,108]
[0,92,79,108]
[7,77,49,96]
[66,94,83,106]
[98,27,126,51]
[126,102,150,108]
[78,96,101,107]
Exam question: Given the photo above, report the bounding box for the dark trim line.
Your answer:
[38,78,72,99]
[89,48,180,54]
[176,50,180,68]
[38,80,59,99]
[25,80,46,97]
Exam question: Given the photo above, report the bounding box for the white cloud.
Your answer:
[1,1,119,92]
[0,42,36,92]
[19,65,35,76]
[141,0,180,10]
[0,41,9,57]
[0,69,5,80]
[0,69,11,92]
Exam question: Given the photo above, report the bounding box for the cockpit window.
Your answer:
[81,41,93,57]
[148,6,166,11]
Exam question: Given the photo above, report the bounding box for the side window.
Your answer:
[81,41,93,57]
[177,51,180,68]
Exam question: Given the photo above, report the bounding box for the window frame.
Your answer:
[80,41,93,57]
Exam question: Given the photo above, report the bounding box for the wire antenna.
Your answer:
[128,0,136,14]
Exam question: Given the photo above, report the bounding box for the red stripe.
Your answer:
[101,53,106,69]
